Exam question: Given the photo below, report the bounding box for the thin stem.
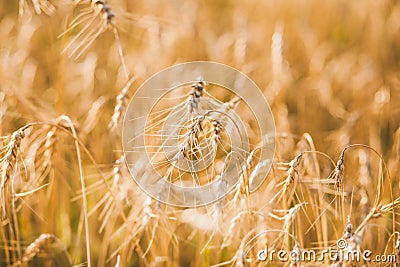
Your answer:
[58,116,91,267]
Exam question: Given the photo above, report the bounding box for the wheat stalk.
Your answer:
[1,128,26,219]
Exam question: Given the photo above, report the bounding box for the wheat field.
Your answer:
[0,0,400,266]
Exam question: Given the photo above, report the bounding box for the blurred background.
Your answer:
[0,0,399,266]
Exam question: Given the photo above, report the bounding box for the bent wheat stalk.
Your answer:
[1,128,27,219]
[22,233,71,265]
[58,115,91,267]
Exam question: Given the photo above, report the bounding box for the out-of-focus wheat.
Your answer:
[0,0,400,266]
